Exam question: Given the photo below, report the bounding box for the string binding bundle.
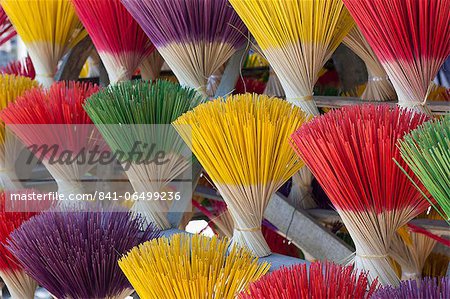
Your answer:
[121,0,249,97]
[342,0,450,114]
[84,80,206,229]
[291,105,430,285]
[7,209,160,299]
[0,191,39,299]
[240,261,378,299]
[343,26,396,101]
[0,0,87,87]
[71,0,155,84]
[174,94,309,257]
[0,81,101,199]
[0,75,39,190]
[229,0,354,116]
[398,116,450,221]
[118,233,270,299]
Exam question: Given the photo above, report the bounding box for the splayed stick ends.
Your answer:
[240,262,378,299]
[119,234,269,299]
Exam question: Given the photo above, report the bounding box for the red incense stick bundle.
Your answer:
[291,105,430,285]
[71,0,154,84]
[0,57,36,79]
[0,191,39,299]
[0,82,101,200]
[342,0,450,113]
[240,262,378,299]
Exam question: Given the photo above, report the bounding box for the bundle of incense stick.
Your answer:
[0,191,39,299]
[0,57,36,79]
[343,26,396,101]
[139,51,164,81]
[291,105,430,285]
[229,0,354,116]
[7,209,160,299]
[192,199,234,237]
[342,0,450,114]
[0,82,101,200]
[240,262,378,299]
[0,0,87,88]
[390,209,441,280]
[427,83,450,102]
[173,94,309,257]
[72,0,154,84]
[398,116,450,221]
[0,7,15,46]
[119,234,270,299]
[121,0,249,96]
[0,75,39,190]
[84,80,205,229]
[372,277,450,299]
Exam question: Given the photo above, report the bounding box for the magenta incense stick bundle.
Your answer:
[121,0,248,96]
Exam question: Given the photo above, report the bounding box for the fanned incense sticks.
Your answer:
[398,116,450,221]
[390,210,440,280]
[342,0,450,113]
[0,75,39,190]
[173,94,309,257]
[0,57,36,79]
[229,0,354,116]
[291,105,429,285]
[118,234,270,299]
[0,192,38,299]
[7,210,160,299]
[72,0,154,84]
[0,7,15,46]
[0,0,87,88]
[240,262,378,299]
[343,26,396,102]
[0,82,100,199]
[84,80,205,229]
[372,277,450,299]
[121,0,248,96]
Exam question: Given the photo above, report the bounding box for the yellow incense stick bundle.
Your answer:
[173,94,309,256]
[119,234,270,299]
[229,0,354,116]
[1,0,87,87]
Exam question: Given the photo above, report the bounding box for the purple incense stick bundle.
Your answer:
[372,277,450,299]
[7,210,160,299]
[121,0,248,96]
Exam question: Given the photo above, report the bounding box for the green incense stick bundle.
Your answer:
[398,116,450,222]
[84,80,205,229]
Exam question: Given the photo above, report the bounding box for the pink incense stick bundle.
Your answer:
[291,105,430,286]
[342,0,450,113]
[72,0,154,84]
